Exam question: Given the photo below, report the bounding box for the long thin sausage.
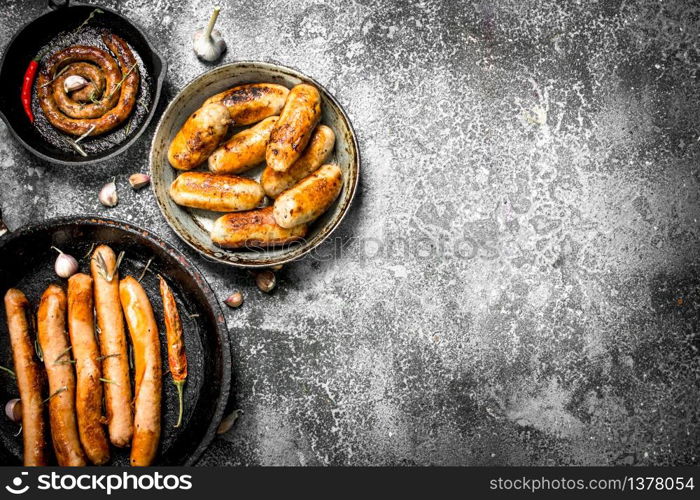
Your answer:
[3,289,48,466]
[119,276,162,466]
[90,245,133,447]
[37,284,86,466]
[67,274,110,465]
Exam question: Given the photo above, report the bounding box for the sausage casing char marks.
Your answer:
[119,276,162,467]
[211,206,309,249]
[170,172,265,212]
[204,83,289,125]
[37,284,86,466]
[266,84,322,172]
[90,245,133,448]
[168,103,231,170]
[262,124,335,198]
[208,116,278,174]
[36,34,140,136]
[273,164,343,228]
[67,274,110,465]
[3,289,48,466]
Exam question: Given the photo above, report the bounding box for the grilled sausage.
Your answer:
[168,103,231,171]
[4,289,48,466]
[169,172,265,212]
[203,83,289,125]
[261,124,335,198]
[90,245,133,448]
[67,274,110,465]
[208,116,278,175]
[37,284,86,466]
[266,84,322,172]
[211,206,309,249]
[36,34,140,136]
[273,164,343,228]
[119,276,161,467]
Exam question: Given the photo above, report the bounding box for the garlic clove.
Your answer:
[5,398,21,423]
[64,75,89,93]
[253,270,276,293]
[128,173,150,190]
[216,409,242,435]
[52,246,79,278]
[224,291,243,308]
[99,179,118,207]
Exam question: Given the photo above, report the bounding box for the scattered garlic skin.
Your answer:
[64,75,89,93]
[5,398,21,423]
[224,291,243,308]
[52,246,79,278]
[193,6,226,62]
[254,270,276,293]
[99,180,118,207]
[128,173,151,190]
[217,409,242,434]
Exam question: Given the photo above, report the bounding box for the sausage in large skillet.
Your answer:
[67,274,110,465]
[37,284,86,466]
[3,289,49,466]
[90,245,133,448]
[119,276,162,467]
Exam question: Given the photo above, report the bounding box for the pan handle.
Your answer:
[48,0,69,9]
[0,207,8,237]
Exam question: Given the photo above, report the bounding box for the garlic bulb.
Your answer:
[64,75,89,93]
[99,179,118,207]
[193,6,226,62]
[52,246,79,278]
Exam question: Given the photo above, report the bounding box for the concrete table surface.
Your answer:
[1,0,698,465]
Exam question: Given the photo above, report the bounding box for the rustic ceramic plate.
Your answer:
[149,61,360,268]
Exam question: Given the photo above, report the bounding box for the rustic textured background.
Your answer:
[1,0,699,465]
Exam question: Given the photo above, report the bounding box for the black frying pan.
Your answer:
[0,215,231,465]
[0,0,166,166]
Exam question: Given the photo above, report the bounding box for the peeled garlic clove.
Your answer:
[254,270,276,293]
[52,246,79,278]
[64,75,89,93]
[224,291,243,308]
[5,399,21,423]
[99,179,118,207]
[128,173,150,190]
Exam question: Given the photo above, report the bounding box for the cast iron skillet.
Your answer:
[0,0,166,166]
[0,215,231,465]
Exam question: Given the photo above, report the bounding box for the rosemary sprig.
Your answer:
[54,359,76,366]
[105,63,138,101]
[39,66,69,88]
[187,313,200,319]
[34,339,43,362]
[43,386,67,404]
[83,242,96,260]
[0,365,16,378]
[110,251,125,281]
[13,424,22,437]
[99,378,119,385]
[137,257,154,282]
[97,353,120,361]
[54,345,72,362]
[62,135,88,157]
[75,124,96,144]
[75,8,104,32]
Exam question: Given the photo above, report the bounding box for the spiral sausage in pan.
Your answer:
[36,34,140,136]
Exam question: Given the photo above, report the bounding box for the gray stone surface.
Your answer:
[1,0,699,465]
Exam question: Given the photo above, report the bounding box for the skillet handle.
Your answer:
[0,208,8,237]
[48,0,69,9]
